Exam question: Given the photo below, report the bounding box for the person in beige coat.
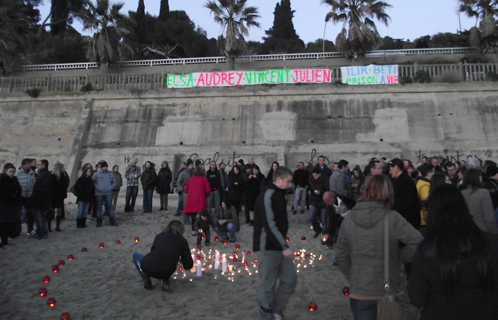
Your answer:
[460,168,498,235]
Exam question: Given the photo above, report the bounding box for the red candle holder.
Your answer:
[201,234,205,240]
[235,244,240,250]
[254,259,258,263]
[47,297,56,308]
[301,236,306,241]
[247,251,251,256]
[99,243,105,249]
[223,239,228,245]
[134,237,139,243]
[179,266,183,271]
[67,255,74,261]
[197,255,201,260]
[308,302,318,311]
[52,265,59,273]
[39,288,47,297]
[81,247,87,252]
[342,286,349,296]
[198,247,201,252]
[214,236,219,242]
[233,257,237,262]
[43,276,50,284]
[116,240,121,245]
[58,260,65,267]
[60,312,71,320]
[244,262,248,266]
[286,236,290,242]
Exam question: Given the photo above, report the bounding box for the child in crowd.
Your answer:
[194,209,213,247]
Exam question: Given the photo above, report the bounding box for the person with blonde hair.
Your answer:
[335,174,423,319]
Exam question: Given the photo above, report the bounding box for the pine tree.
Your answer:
[264,0,304,53]
[136,0,146,43]
[159,0,169,21]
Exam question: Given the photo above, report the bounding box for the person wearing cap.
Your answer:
[92,161,117,227]
[0,163,22,248]
[389,158,421,231]
[176,159,194,223]
[125,159,141,213]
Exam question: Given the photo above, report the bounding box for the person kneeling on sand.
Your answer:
[213,199,240,242]
[194,209,214,247]
[133,220,193,291]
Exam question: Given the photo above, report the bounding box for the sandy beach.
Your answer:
[0,194,354,320]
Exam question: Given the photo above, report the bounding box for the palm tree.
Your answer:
[459,0,498,52]
[323,0,391,60]
[76,0,132,66]
[205,0,260,69]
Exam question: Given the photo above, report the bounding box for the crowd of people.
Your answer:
[2,153,498,320]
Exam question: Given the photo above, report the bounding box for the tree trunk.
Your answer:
[226,56,235,70]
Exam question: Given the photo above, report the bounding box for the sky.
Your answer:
[38,0,477,44]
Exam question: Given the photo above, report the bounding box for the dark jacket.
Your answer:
[408,233,498,320]
[140,232,193,280]
[73,175,95,203]
[214,204,240,231]
[336,201,423,297]
[51,172,70,208]
[392,171,421,230]
[483,178,498,210]
[194,215,214,231]
[0,173,22,223]
[141,167,158,190]
[293,169,309,188]
[308,174,329,209]
[156,168,172,194]
[112,171,123,191]
[245,172,265,212]
[228,170,245,202]
[253,184,290,252]
[219,168,228,191]
[30,168,53,210]
[206,168,221,192]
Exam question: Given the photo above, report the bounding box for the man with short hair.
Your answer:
[358,159,382,191]
[446,162,458,187]
[125,159,141,212]
[317,155,331,177]
[292,162,309,215]
[206,161,221,216]
[30,159,38,173]
[329,159,357,209]
[254,166,296,320]
[29,160,53,240]
[16,158,37,236]
[431,157,443,173]
[92,161,117,227]
[421,156,428,164]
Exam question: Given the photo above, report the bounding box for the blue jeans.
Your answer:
[214,222,238,241]
[350,298,379,320]
[256,251,297,319]
[33,209,48,237]
[207,190,220,217]
[133,252,150,282]
[95,195,115,226]
[125,186,139,211]
[143,188,153,213]
[77,201,90,219]
[309,206,327,234]
[293,187,306,211]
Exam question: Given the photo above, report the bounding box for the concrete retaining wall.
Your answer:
[1,82,498,182]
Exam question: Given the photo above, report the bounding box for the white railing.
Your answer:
[3,62,497,94]
[12,47,477,72]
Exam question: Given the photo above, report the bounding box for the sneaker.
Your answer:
[274,313,284,320]
[310,225,313,230]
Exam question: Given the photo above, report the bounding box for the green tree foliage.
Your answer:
[413,32,470,48]
[263,0,304,53]
[0,0,35,74]
[205,0,260,69]
[323,0,391,59]
[159,0,169,21]
[76,0,132,65]
[49,0,85,35]
[29,27,88,64]
[459,0,498,52]
[302,39,336,52]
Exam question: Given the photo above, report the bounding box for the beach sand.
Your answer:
[0,194,354,320]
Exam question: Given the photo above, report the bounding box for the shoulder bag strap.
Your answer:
[383,213,390,293]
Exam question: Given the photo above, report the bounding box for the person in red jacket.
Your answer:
[184,166,211,235]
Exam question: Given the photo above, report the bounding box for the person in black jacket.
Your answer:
[308,167,330,239]
[133,220,193,291]
[51,162,70,232]
[292,162,309,215]
[228,166,245,217]
[389,158,421,230]
[253,166,296,320]
[156,161,172,211]
[206,161,221,216]
[30,159,53,240]
[141,161,157,213]
[0,163,22,248]
[73,166,95,228]
[194,209,214,247]
[408,184,498,320]
[245,166,265,226]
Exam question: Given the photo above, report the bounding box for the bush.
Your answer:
[413,70,431,83]
[486,71,498,82]
[25,88,41,98]
[399,76,413,85]
[438,71,461,83]
[80,83,93,92]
